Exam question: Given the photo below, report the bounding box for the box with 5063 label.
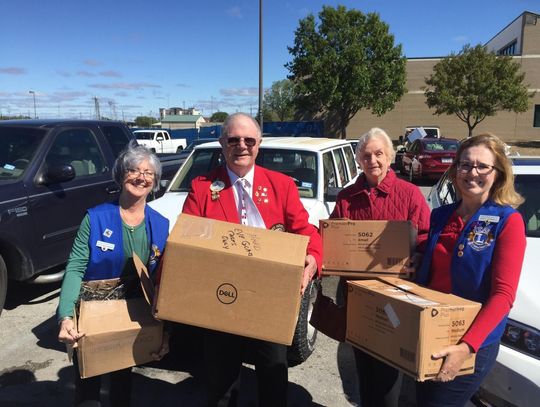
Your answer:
[320,219,416,278]
[346,278,481,381]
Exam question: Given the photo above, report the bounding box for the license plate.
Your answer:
[441,158,452,164]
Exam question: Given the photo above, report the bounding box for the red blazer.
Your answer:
[182,165,322,272]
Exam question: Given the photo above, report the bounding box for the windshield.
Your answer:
[170,147,319,198]
[133,132,154,140]
[0,127,45,180]
[515,174,540,238]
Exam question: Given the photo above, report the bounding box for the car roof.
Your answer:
[511,156,540,174]
[194,137,353,152]
[0,119,125,128]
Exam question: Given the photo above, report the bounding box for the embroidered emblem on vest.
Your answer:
[149,243,161,266]
[467,221,495,251]
[270,223,285,232]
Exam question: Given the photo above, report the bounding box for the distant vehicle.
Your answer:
[401,137,459,181]
[427,157,540,407]
[149,137,359,367]
[176,138,217,164]
[133,129,186,154]
[400,126,442,144]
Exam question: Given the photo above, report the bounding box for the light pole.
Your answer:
[28,90,37,119]
[258,0,263,130]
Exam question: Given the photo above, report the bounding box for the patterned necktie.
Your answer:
[236,178,249,225]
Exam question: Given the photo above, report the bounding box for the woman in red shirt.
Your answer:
[415,133,526,407]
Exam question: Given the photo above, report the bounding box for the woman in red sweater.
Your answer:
[415,133,526,407]
[330,127,431,407]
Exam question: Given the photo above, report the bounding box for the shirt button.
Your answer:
[458,243,465,250]
[457,251,464,257]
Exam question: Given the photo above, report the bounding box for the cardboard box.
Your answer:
[75,256,163,378]
[320,219,415,277]
[346,278,481,381]
[154,214,309,345]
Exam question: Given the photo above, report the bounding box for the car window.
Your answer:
[170,149,224,192]
[256,149,318,198]
[0,126,44,180]
[514,174,540,238]
[45,129,105,179]
[332,148,348,185]
[323,152,338,193]
[102,125,131,157]
[343,145,358,179]
[423,141,458,152]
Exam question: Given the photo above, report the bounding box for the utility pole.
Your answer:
[93,97,101,120]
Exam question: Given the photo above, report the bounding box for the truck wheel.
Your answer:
[287,279,319,367]
[176,146,183,152]
[0,256,7,316]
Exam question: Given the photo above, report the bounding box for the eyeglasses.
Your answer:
[457,161,496,175]
[126,168,155,180]
[224,136,258,147]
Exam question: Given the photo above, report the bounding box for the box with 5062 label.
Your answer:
[320,219,416,277]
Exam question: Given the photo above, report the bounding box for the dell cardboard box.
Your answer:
[346,278,481,381]
[75,256,163,379]
[320,219,415,277]
[154,214,309,345]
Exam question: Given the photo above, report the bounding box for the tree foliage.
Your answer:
[425,44,532,137]
[134,116,158,127]
[210,111,229,122]
[264,79,296,121]
[286,5,406,138]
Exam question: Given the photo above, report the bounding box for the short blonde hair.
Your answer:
[448,133,523,208]
[355,127,395,164]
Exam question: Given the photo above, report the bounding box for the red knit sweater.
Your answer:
[428,210,526,351]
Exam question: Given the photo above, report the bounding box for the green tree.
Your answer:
[210,111,229,122]
[286,5,406,139]
[134,116,158,127]
[264,79,296,121]
[425,44,532,138]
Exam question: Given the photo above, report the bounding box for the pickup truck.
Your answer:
[0,119,180,315]
[133,129,187,154]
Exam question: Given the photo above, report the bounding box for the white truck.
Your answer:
[133,129,187,154]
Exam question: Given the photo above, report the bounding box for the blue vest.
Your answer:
[84,202,169,281]
[417,200,517,348]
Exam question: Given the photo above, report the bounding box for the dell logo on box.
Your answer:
[216,283,238,304]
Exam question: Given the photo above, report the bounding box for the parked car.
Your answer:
[149,137,359,366]
[133,129,187,154]
[0,119,183,315]
[426,156,540,407]
[401,137,459,181]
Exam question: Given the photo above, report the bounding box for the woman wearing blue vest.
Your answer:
[56,141,169,406]
[415,133,526,407]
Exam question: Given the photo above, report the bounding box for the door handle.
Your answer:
[106,186,120,194]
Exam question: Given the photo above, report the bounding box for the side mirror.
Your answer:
[156,136,164,141]
[41,164,76,184]
[324,186,342,202]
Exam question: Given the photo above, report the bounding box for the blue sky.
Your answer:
[1,0,538,121]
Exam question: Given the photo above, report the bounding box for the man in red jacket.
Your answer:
[182,112,322,407]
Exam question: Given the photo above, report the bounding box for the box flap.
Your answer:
[168,214,309,266]
[132,252,155,305]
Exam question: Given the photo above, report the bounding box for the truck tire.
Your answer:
[0,256,7,316]
[287,279,320,367]
[176,146,183,152]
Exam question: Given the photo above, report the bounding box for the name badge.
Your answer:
[96,240,115,251]
[479,215,500,223]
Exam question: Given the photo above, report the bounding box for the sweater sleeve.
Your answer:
[461,212,526,351]
[56,215,91,321]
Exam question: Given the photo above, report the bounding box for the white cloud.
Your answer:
[0,67,26,75]
[100,70,123,78]
[220,87,258,97]
[88,82,161,90]
[83,59,101,66]
[227,6,242,18]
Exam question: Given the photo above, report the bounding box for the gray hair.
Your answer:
[112,140,162,192]
[356,127,395,162]
[221,112,262,139]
